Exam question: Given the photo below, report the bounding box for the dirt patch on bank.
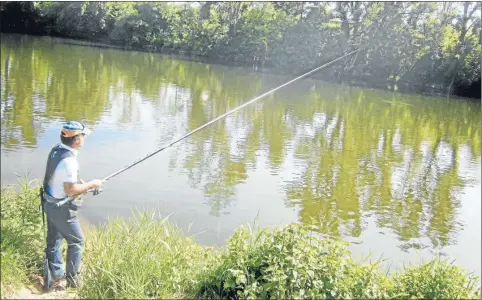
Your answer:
[4,275,77,299]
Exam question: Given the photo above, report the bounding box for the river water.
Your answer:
[1,34,480,276]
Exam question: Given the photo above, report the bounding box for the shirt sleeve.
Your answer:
[60,157,79,184]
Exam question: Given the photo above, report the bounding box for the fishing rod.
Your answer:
[99,48,360,189]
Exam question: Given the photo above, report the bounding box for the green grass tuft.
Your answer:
[391,257,481,299]
[78,210,219,299]
[1,176,44,298]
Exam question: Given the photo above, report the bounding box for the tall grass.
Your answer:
[1,179,480,299]
[391,258,481,299]
[1,177,44,298]
[78,210,219,299]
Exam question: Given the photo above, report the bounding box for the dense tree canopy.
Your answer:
[1,1,480,97]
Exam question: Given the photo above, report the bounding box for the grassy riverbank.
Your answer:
[1,178,480,299]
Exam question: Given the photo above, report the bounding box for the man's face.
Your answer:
[73,133,85,149]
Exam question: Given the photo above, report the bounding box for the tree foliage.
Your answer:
[1,1,480,95]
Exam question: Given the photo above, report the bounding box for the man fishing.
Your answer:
[40,121,103,290]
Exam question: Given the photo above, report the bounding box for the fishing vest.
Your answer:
[42,144,80,199]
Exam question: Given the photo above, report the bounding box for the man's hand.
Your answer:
[89,179,104,189]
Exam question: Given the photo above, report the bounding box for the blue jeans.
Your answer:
[43,201,84,284]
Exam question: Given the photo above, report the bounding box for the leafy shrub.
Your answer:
[197,223,480,299]
[197,223,392,299]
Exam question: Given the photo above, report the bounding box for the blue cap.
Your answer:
[61,121,91,137]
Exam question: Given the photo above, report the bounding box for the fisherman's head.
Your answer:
[60,121,91,149]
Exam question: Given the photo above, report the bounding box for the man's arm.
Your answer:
[64,182,94,197]
[64,180,103,197]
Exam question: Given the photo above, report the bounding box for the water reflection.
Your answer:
[1,34,481,253]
